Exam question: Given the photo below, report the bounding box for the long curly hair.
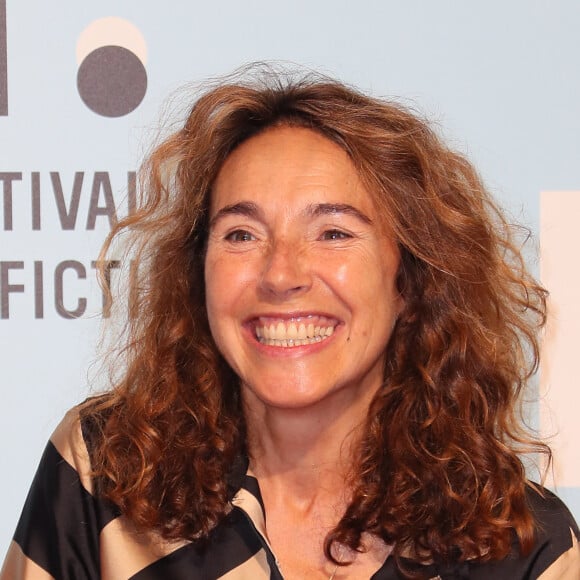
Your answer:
[81,64,549,570]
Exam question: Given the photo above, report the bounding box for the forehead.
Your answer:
[210,125,376,216]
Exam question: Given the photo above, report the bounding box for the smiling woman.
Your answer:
[2,65,579,580]
[205,127,402,416]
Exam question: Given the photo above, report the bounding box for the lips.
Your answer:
[253,315,338,348]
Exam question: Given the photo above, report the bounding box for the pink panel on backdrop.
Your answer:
[540,191,580,487]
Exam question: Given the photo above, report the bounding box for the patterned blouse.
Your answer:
[1,409,579,579]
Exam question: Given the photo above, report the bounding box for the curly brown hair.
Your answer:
[81,64,549,571]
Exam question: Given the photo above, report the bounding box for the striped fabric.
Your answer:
[1,409,579,580]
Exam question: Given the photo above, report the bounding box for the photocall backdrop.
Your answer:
[1,0,579,555]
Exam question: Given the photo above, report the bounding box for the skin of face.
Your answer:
[204,125,402,418]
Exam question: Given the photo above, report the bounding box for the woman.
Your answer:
[2,66,579,579]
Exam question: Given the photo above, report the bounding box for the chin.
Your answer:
[241,379,334,411]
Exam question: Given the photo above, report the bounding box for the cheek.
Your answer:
[333,262,349,285]
[204,259,235,358]
[204,255,230,328]
[345,251,402,327]
[325,248,377,288]
[204,253,256,315]
[330,252,394,300]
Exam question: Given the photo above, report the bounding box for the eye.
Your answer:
[225,229,256,242]
[320,229,352,241]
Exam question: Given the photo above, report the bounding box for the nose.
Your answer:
[259,238,312,299]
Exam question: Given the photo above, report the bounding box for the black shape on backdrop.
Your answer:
[77,45,147,117]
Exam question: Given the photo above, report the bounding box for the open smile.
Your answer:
[253,315,339,348]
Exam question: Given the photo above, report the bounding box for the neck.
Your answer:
[243,386,376,503]
[241,386,393,579]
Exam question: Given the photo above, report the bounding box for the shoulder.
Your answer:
[49,403,94,492]
[49,394,113,492]
[459,485,580,580]
[499,483,580,580]
[524,484,580,579]
[526,483,579,543]
[2,399,121,580]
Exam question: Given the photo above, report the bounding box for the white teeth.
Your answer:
[256,326,336,346]
[261,334,332,347]
[254,316,337,347]
[275,322,285,340]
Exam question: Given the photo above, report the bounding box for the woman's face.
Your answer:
[205,126,402,413]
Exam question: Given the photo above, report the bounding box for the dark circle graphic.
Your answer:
[77,45,147,117]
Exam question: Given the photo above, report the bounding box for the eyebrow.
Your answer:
[209,201,373,228]
[306,203,373,224]
[209,201,262,229]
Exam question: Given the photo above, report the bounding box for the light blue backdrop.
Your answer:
[1,0,579,556]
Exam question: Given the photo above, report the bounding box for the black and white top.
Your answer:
[2,409,579,579]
